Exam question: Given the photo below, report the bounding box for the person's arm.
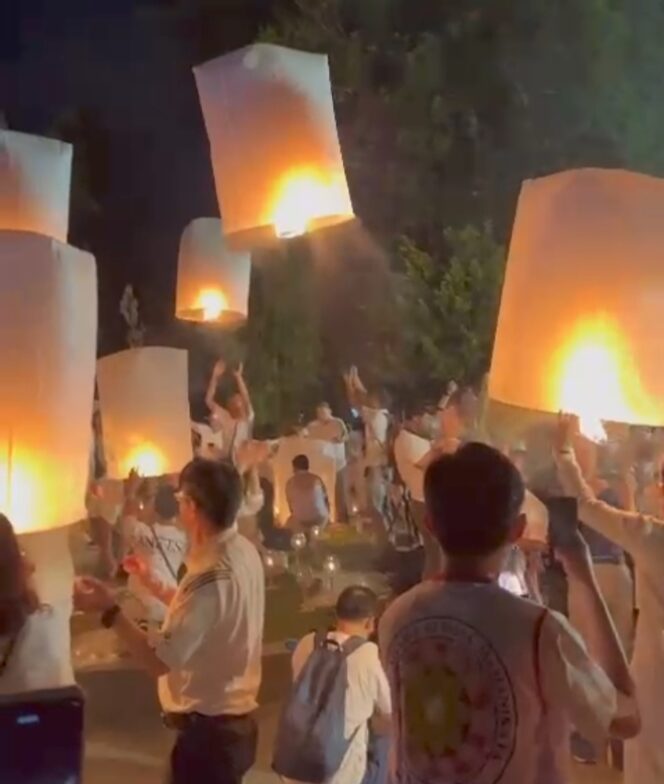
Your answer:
[74,577,169,678]
[344,366,370,408]
[205,359,225,415]
[556,536,636,709]
[233,363,254,421]
[437,380,458,412]
[336,418,349,444]
[124,555,177,606]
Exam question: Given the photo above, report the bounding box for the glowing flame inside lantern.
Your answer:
[272,169,347,239]
[553,315,659,441]
[196,289,227,321]
[0,458,41,534]
[122,444,165,477]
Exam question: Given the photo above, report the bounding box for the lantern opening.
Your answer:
[272,169,347,239]
[123,443,166,477]
[196,288,228,321]
[553,315,658,440]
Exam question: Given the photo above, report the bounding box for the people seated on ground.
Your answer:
[121,476,187,628]
[379,442,639,784]
[286,454,330,533]
[74,458,265,784]
[556,415,664,784]
[0,515,75,695]
[276,586,391,784]
[308,402,351,522]
[205,358,255,464]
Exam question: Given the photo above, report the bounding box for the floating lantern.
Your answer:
[0,130,73,242]
[0,230,97,534]
[176,218,251,325]
[194,44,354,249]
[489,168,664,439]
[96,347,193,479]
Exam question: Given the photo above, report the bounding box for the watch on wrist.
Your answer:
[101,604,121,629]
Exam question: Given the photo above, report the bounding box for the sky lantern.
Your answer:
[0,129,72,242]
[96,347,193,479]
[176,217,251,325]
[0,231,97,534]
[194,43,354,249]
[489,168,664,438]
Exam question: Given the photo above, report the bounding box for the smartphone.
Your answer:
[0,686,84,784]
[545,496,579,549]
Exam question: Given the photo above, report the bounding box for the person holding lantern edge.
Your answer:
[555,413,664,784]
[206,357,255,465]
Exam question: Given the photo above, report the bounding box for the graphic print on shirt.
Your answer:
[387,616,517,784]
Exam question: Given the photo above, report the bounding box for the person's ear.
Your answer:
[509,512,527,543]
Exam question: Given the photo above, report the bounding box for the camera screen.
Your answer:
[0,687,84,784]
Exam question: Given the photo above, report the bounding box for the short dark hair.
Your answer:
[424,442,525,557]
[336,585,379,621]
[155,484,179,520]
[179,458,243,531]
[293,454,309,471]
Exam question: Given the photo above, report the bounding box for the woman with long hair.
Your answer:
[0,515,74,694]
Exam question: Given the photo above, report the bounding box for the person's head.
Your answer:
[292,454,310,473]
[316,402,333,422]
[402,402,426,434]
[226,392,246,420]
[177,459,243,536]
[424,443,525,565]
[367,389,387,410]
[335,585,380,638]
[154,484,179,523]
[0,515,39,637]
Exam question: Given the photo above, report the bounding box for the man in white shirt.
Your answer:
[206,359,255,464]
[379,442,639,784]
[308,402,350,521]
[289,586,392,784]
[393,405,444,579]
[75,459,265,784]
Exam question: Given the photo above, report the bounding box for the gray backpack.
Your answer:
[273,631,367,783]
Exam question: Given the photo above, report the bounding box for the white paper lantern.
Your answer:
[176,218,251,324]
[97,347,193,479]
[0,130,73,242]
[194,44,354,248]
[0,230,97,533]
[490,168,664,437]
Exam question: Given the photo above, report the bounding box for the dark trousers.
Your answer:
[168,713,258,784]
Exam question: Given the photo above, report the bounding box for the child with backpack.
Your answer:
[273,586,391,784]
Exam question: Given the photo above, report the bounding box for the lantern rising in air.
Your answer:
[96,347,193,479]
[194,44,354,249]
[176,218,251,325]
[0,129,73,242]
[489,168,664,438]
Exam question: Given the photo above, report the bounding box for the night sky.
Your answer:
[1,0,274,354]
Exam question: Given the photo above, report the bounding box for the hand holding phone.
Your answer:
[545,496,579,549]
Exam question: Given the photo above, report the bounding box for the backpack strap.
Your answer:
[341,636,369,658]
[533,608,548,714]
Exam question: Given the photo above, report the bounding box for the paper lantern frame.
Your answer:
[0,230,97,533]
[176,218,251,325]
[0,129,73,242]
[194,44,355,249]
[97,347,193,479]
[489,168,664,429]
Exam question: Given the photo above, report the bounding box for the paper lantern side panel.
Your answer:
[195,45,354,247]
[489,168,664,427]
[97,347,193,479]
[0,130,73,242]
[0,231,97,532]
[175,218,251,323]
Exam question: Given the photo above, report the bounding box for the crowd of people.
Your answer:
[2,359,664,784]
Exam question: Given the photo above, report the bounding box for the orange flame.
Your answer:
[272,168,348,238]
[122,443,165,477]
[196,289,227,321]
